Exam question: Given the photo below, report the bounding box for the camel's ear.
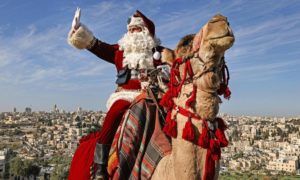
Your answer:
[161,48,175,66]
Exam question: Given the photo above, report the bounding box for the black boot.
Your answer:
[93,143,110,180]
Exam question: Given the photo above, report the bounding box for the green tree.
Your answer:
[49,155,72,180]
[9,157,26,178]
[9,157,40,179]
[50,164,69,180]
[23,160,40,179]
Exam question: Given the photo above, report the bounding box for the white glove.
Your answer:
[67,7,94,49]
[72,7,81,30]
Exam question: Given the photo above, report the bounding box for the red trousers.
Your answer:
[97,99,131,144]
[68,99,131,180]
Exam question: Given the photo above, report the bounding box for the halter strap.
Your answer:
[173,104,201,120]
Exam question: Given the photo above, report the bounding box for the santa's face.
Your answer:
[128,25,142,33]
[118,27,159,69]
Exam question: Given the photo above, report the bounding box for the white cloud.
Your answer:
[0,5,117,91]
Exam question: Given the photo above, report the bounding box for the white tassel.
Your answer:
[153,51,161,60]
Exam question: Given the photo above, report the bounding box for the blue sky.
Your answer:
[0,0,299,117]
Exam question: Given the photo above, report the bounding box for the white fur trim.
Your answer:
[127,16,145,29]
[106,90,141,110]
[68,24,94,49]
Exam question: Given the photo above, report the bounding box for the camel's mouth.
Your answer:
[205,27,234,41]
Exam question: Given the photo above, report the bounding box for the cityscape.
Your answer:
[0,106,299,179]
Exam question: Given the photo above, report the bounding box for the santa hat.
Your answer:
[127,10,155,37]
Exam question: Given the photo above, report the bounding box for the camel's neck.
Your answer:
[173,56,222,121]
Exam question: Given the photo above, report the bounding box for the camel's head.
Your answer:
[174,14,235,121]
[193,14,234,63]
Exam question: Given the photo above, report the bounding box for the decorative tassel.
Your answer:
[163,112,177,138]
[209,139,221,160]
[168,119,177,138]
[159,90,173,109]
[185,85,197,108]
[215,129,229,147]
[182,118,195,142]
[198,125,209,148]
[224,86,231,99]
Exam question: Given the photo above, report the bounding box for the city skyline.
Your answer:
[0,0,300,116]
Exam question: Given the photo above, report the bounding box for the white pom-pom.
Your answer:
[153,51,161,60]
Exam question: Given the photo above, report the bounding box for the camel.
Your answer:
[151,14,235,180]
[106,14,234,180]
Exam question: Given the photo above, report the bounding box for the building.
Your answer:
[0,149,10,178]
[266,157,299,172]
[53,104,61,114]
[25,107,32,113]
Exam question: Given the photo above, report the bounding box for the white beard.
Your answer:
[118,29,160,69]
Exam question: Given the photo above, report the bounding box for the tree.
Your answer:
[23,159,40,179]
[50,164,69,180]
[9,157,40,179]
[9,157,26,178]
[49,156,72,180]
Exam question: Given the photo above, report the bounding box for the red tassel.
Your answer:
[224,86,231,99]
[209,139,221,160]
[185,85,197,108]
[163,112,177,138]
[182,119,195,142]
[159,90,174,109]
[215,128,229,147]
[198,125,209,148]
[169,120,177,138]
[163,119,177,138]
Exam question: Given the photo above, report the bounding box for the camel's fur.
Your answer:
[152,14,234,180]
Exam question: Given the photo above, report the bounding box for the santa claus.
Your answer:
[68,8,173,180]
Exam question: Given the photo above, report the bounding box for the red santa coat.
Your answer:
[68,39,166,180]
[88,40,165,90]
